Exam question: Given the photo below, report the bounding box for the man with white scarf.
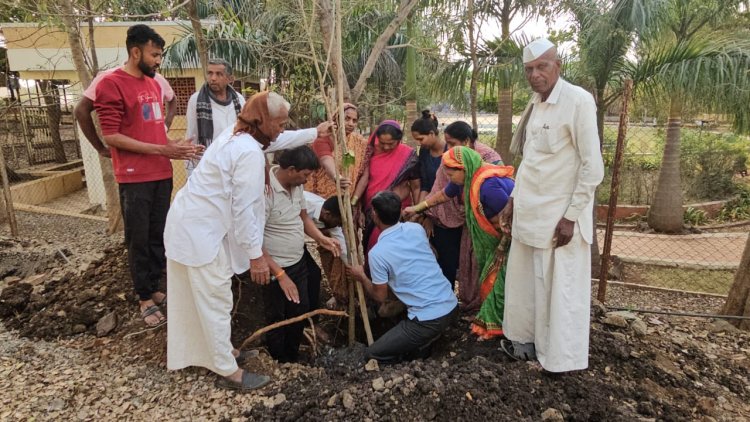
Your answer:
[164,91,333,391]
[499,38,604,373]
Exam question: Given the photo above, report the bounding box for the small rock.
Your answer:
[4,276,22,284]
[541,408,563,421]
[637,401,655,416]
[391,376,404,385]
[272,393,286,406]
[342,392,355,409]
[608,310,638,321]
[72,324,87,334]
[326,394,338,408]
[441,361,449,368]
[96,312,118,337]
[365,359,379,372]
[591,299,607,317]
[697,397,716,416]
[372,377,385,391]
[602,313,629,328]
[709,320,740,334]
[630,318,648,337]
[48,398,66,412]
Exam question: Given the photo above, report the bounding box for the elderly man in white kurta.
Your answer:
[164,91,333,391]
[499,38,604,373]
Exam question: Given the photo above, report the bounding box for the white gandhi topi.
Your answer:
[523,38,556,64]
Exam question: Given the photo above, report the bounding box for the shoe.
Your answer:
[500,339,536,361]
[215,371,271,392]
[235,349,260,364]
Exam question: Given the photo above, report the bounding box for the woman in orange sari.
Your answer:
[352,120,420,255]
[306,103,367,197]
[404,146,514,339]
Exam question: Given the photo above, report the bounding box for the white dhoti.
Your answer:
[503,228,591,372]
[167,244,238,376]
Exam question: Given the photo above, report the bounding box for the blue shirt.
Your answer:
[368,222,458,320]
[418,145,447,193]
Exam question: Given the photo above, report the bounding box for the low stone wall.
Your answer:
[597,199,729,221]
[10,168,84,206]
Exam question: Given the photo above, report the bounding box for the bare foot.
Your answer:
[151,291,167,306]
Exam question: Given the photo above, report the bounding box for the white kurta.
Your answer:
[164,125,317,376]
[504,78,604,372]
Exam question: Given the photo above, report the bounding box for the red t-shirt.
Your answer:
[94,69,172,184]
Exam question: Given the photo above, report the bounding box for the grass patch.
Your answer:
[623,263,734,295]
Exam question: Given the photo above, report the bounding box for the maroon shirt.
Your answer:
[94,69,172,183]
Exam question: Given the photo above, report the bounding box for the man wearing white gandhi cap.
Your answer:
[498,38,604,373]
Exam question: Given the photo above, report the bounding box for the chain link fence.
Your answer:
[1,85,747,302]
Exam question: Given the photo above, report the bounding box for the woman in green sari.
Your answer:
[404,146,514,339]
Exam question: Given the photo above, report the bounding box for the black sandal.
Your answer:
[500,339,536,361]
[215,371,271,392]
[141,305,166,327]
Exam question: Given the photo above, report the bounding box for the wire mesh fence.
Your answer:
[1,86,747,303]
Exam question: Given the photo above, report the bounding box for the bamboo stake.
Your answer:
[0,146,18,236]
[238,309,347,350]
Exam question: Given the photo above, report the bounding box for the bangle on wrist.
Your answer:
[274,269,286,278]
[351,195,359,206]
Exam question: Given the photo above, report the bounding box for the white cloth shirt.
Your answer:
[303,191,348,258]
[185,91,246,174]
[164,126,318,274]
[511,78,604,248]
[263,166,307,267]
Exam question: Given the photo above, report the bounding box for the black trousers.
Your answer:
[430,225,462,290]
[366,305,459,364]
[263,257,309,363]
[118,178,172,301]
[303,246,322,313]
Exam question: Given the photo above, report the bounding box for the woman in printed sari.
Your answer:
[404,146,514,339]
[352,120,420,255]
[425,121,502,312]
[305,103,367,198]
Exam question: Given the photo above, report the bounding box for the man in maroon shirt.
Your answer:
[94,24,202,326]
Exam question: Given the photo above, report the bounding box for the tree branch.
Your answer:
[239,309,348,350]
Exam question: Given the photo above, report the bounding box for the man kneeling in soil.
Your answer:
[347,191,459,363]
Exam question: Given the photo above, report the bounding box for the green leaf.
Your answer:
[342,152,356,170]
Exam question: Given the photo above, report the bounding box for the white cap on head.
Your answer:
[523,38,556,64]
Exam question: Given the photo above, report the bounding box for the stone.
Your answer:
[96,312,118,337]
[541,408,564,421]
[4,276,22,285]
[602,313,629,328]
[630,319,648,337]
[637,401,655,416]
[272,394,286,406]
[327,394,338,408]
[72,324,87,334]
[709,320,740,334]
[697,397,716,416]
[608,310,638,321]
[372,377,385,391]
[48,398,66,412]
[365,359,379,372]
[342,392,355,410]
[591,299,607,317]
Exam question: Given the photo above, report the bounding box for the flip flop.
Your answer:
[215,371,271,392]
[235,349,260,364]
[141,304,166,327]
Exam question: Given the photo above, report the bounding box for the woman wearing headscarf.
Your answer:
[426,121,503,313]
[404,146,514,339]
[164,91,332,391]
[351,120,420,255]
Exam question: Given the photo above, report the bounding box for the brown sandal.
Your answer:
[141,305,166,327]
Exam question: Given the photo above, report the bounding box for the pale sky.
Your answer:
[480,12,576,56]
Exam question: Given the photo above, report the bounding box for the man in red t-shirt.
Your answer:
[93,24,203,326]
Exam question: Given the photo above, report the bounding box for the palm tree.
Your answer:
[632,0,750,232]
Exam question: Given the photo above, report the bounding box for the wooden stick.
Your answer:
[0,146,19,236]
[238,309,347,349]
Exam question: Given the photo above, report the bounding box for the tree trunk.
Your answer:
[722,233,750,330]
[85,0,99,75]
[647,96,684,232]
[37,80,67,164]
[187,0,209,75]
[496,86,512,161]
[466,0,479,130]
[404,14,418,147]
[59,0,122,233]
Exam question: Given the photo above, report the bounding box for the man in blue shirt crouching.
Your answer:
[347,191,459,363]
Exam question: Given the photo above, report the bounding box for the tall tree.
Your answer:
[635,0,750,232]
[722,233,750,330]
